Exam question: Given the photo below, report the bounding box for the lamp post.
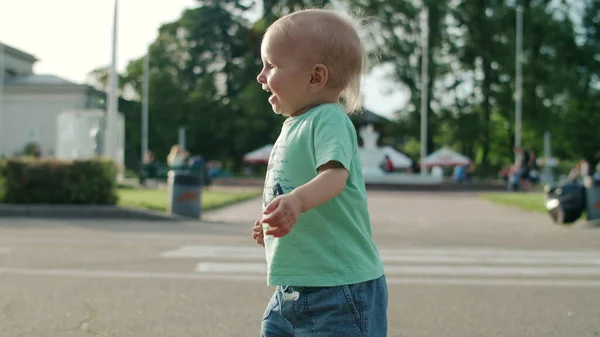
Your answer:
[420,6,429,175]
[105,0,119,163]
[0,42,5,156]
[514,5,523,160]
[141,51,149,163]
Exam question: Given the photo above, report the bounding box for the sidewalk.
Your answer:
[202,197,262,225]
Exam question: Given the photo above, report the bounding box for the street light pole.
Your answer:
[0,43,5,157]
[141,52,149,163]
[105,0,119,163]
[515,5,523,158]
[420,6,429,175]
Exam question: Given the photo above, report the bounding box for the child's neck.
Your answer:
[290,93,340,117]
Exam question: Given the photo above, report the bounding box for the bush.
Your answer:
[1,158,118,205]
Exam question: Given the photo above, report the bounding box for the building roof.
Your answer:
[5,74,77,86]
[351,108,391,125]
[0,42,38,62]
[362,109,390,123]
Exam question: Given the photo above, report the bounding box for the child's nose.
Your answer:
[256,72,266,84]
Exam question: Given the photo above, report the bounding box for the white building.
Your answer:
[0,41,124,162]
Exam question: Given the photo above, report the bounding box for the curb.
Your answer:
[0,204,188,221]
[364,183,507,192]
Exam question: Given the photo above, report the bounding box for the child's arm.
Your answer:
[261,161,348,237]
[291,160,348,212]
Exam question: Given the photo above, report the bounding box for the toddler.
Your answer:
[251,8,388,337]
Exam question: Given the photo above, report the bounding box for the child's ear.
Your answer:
[308,64,328,90]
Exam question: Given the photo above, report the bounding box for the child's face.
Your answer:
[256,33,313,116]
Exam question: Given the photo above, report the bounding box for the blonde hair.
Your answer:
[265,8,369,114]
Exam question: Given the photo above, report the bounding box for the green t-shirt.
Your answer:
[262,103,384,287]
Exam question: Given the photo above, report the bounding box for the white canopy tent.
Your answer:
[243,144,273,164]
[243,144,414,168]
[421,147,471,167]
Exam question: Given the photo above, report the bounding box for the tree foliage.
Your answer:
[87,0,599,175]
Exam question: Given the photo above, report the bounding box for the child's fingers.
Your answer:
[252,229,265,246]
[261,210,282,224]
[265,226,290,238]
[251,220,264,245]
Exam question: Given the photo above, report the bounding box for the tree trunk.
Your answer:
[425,3,442,155]
[479,55,493,172]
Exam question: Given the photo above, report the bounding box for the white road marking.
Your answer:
[161,245,264,259]
[377,247,600,258]
[2,244,599,287]
[381,255,600,265]
[383,265,600,277]
[0,267,264,281]
[194,262,600,277]
[0,235,198,246]
[195,262,265,274]
[385,278,600,287]
[166,245,600,287]
[1,267,600,288]
[161,245,600,265]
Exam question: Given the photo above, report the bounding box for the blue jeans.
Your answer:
[261,275,388,337]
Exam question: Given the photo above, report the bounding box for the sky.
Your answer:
[0,0,408,119]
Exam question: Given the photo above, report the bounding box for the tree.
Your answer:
[87,0,339,170]
[347,0,452,155]
[85,0,599,175]
[557,0,600,175]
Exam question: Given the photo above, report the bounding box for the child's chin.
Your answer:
[271,106,283,115]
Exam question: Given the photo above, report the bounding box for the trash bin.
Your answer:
[584,176,600,221]
[544,181,586,225]
[167,170,202,218]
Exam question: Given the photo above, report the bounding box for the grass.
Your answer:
[481,192,546,213]
[117,187,261,212]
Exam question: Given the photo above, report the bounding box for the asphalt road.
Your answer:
[1,191,600,337]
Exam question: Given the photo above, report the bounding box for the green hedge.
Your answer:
[0,158,118,205]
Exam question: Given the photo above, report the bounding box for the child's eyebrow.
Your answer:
[262,56,274,64]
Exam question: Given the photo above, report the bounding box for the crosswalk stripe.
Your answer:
[194,262,600,277]
[385,278,600,288]
[161,245,600,265]
[196,262,265,273]
[161,246,264,259]
[160,245,600,287]
[378,247,600,258]
[383,265,600,276]
[2,267,600,287]
[381,255,600,265]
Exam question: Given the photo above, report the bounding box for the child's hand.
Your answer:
[262,194,302,238]
[252,220,264,247]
